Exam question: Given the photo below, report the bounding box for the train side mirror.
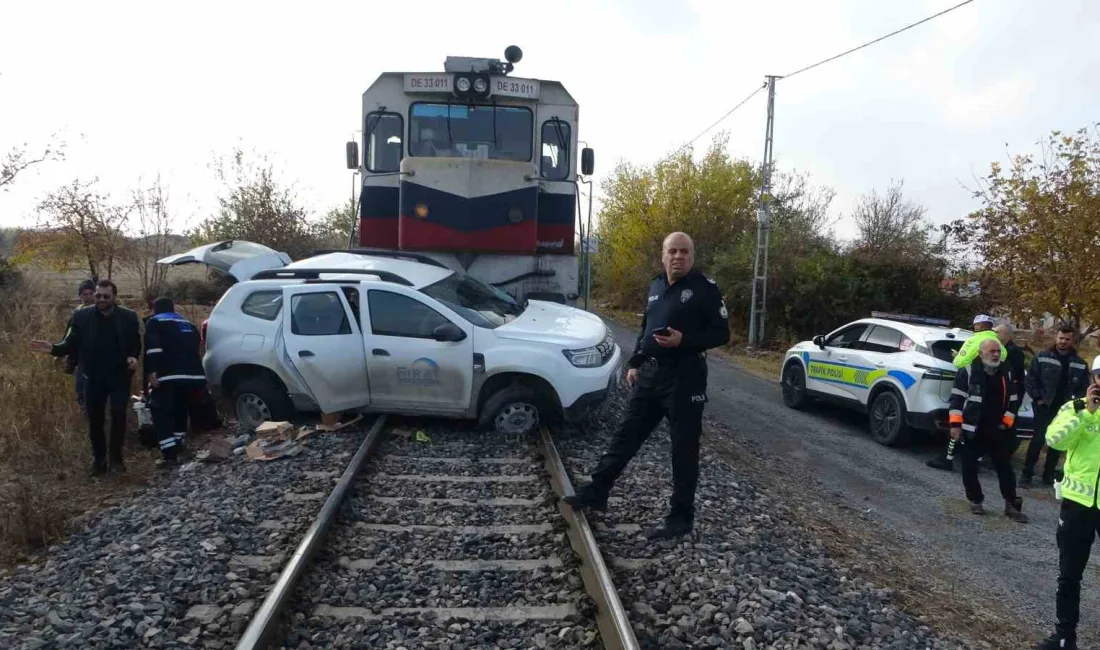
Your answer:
[345,141,359,170]
[581,147,594,176]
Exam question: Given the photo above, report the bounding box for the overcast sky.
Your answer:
[1,0,1097,242]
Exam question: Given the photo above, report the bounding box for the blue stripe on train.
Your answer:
[360,186,399,218]
[400,182,538,233]
[537,191,575,226]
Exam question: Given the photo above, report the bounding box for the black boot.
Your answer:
[645,516,693,540]
[562,483,609,512]
[1033,631,1076,650]
[89,459,108,478]
[926,456,953,471]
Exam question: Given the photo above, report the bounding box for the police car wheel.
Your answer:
[481,386,546,436]
[781,363,808,410]
[868,389,911,447]
[232,377,293,433]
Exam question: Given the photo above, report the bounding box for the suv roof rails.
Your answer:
[310,248,449,269]
[870,311,951,328]
[251,268,413,286]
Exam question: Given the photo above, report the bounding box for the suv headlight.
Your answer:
[563,346,602,368]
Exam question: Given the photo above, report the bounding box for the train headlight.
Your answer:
[455,77,471,92]
[473,78,488,93]
[414,203,429,219]
[507,207,523,223]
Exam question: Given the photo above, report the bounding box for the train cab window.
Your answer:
[365,112,403,173]
[409,103,533,162]
[540,119,571,181]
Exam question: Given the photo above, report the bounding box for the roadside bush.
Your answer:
[0,256,22,298]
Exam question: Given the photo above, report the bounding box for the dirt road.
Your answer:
[605,319,1098,647]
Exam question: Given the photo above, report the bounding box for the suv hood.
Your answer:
[157,240,291,282]
[494,300,607,347]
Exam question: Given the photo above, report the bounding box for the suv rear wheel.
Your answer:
[232,377,294,433]
[479,386,548,435]
[869,389,910,446]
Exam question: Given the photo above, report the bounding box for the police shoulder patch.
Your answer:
[719,300,729,319]
[706,276,716,285]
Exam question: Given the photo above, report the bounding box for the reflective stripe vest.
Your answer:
[1047,399,1100,508]
[947,359,1020,434]
[953,330,1007,369]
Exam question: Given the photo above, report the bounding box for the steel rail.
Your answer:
[539,426,639,650]
[235,414,388,650]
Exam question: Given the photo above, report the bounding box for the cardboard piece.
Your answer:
[254,421,295,442]
[244,439,303,462]
[296,414,364,441]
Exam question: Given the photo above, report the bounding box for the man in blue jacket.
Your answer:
[144,297,207,467]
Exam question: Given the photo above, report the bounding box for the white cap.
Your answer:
[973,314,995,325]
[1092,355,1100,374]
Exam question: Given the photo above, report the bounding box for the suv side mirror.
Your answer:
[812,335,825,349]
[581,147,594,176]
[433,322,467,343]
[345,141,359,170]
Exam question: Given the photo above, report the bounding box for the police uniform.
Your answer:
[144,302,206,462]
[565,268,730,537]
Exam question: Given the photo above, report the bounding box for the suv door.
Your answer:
[364,288,473,414]
[280,285,371,413]
[805,323,869,403]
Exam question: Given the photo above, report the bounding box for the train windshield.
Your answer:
[409,103,533,162]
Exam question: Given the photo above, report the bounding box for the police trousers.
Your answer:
[1055,499,1100,637]
[150,382,194,459]
[1024,404,1061,483]
[589,356,708,522]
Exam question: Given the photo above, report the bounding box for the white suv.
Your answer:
[778,312,1035,446]
[158,241,621,435]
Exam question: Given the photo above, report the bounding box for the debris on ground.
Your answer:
[255,421,296,442]
[244,439,303,462]
[297,414,363,441]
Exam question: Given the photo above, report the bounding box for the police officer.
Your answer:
[564,232,730,539]
[1022,325,1089,488]
[1033,356,1100,650]
[144,297,207,468]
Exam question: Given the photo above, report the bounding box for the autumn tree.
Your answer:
[314,199,358,249]
[124,175,178,299]
[194,147,318,259]
[849,179,941,263]
[961,126,1100,335]
[22,179,132,279]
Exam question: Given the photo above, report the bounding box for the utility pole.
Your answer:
[748,75,779,348]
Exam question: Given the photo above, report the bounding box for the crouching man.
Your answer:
[144,297,206,468]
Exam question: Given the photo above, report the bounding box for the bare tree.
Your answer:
[125,175,177,298]
[24,179,132,279]
[850,179,936,261]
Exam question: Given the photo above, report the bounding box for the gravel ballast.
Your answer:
[0,422,373,650]
[555,383,979,650]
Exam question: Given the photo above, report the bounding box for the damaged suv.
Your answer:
[158,240,621,435]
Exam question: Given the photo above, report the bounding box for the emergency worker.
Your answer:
[144,297,206,467]
[30,280,140,476]
[1022,325,1089,488]
[948,338,1027,522]
[1033,357,1100,650]
[563,232,730,539]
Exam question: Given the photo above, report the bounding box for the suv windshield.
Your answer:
[420,272,524,329]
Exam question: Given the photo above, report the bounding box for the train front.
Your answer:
[354,48,585,303]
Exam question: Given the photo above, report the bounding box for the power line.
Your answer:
[663,83,767,161]
[783,0,977,79]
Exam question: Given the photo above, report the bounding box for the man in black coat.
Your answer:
[31,279,141,476]
[1022,325,1090,487]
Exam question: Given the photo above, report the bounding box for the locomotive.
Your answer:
[345,45,594,305]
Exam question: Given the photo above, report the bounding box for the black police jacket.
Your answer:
[1025,347,1089,408]
[628,268,730,368]
[143,311,206,385]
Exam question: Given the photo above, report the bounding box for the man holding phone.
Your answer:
[564,231,730,539]
[1033,356,1100,650]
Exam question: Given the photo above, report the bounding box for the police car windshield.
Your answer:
[420,272,523,329]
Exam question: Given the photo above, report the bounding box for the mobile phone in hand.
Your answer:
[653,327,671,336]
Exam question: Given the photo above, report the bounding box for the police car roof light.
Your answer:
[870,311,951,327]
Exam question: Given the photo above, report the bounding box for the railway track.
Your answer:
[233,415,641,650]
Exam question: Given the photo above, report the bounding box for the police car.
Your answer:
[157,240,621,435]
[779,312,1034,446]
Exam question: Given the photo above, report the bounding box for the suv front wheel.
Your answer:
[231,377,294,434]
[480,386,548,435]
